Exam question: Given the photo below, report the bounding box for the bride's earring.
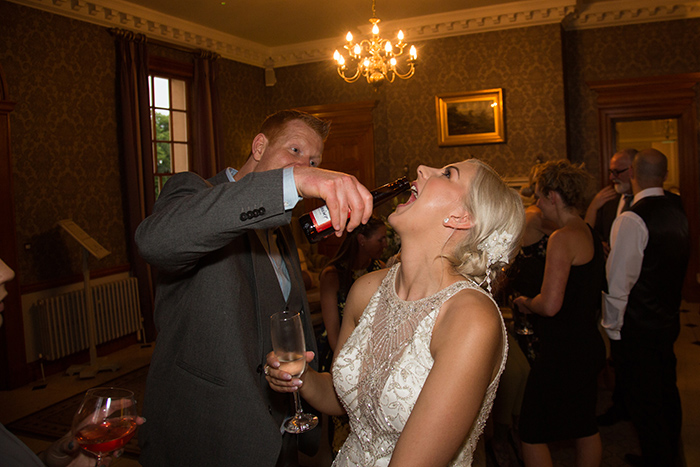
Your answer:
[444,218,450,224]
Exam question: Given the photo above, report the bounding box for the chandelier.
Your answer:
[333,0,417,86]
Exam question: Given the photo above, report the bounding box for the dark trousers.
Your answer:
[608,339,628,416]
[276,433,299,467]
[619,328,682,466]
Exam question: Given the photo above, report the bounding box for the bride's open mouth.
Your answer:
[397,183,418,208]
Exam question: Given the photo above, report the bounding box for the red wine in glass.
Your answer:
[72,387,138,466]
[76,417,138,455]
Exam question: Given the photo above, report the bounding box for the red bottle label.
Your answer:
[310,206,332,231]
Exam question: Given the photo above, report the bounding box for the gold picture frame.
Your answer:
[435,89,505,146]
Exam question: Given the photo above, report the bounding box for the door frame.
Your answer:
[589,73,700,299]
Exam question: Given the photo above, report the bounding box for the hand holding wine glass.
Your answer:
[71,387,139,466]
[270,310,318,433]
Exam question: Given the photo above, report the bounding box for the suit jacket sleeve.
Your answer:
[136,169,292,274]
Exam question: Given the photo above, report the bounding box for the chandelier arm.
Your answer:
[393,64,415,80]
[332,0,416,86]
[338,66,362,83]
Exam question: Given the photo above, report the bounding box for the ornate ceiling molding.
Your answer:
[564,0,700,29]
[7,0,700,69]
[7,0,271,66]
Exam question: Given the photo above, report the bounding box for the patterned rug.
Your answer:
[7,365,149,456]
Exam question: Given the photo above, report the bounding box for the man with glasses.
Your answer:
[602,149,688,465]
[584,148,638,252]
[584,148,637,428]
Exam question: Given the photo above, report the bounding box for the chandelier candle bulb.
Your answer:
[299,176,410,243]
[333,0,417,86]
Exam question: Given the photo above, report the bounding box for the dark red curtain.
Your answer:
[192,50,224,178]
[111,28,156,340]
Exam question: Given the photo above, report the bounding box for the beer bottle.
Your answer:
[299,176,410,243]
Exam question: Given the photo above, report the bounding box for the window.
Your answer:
[148,72,191,198]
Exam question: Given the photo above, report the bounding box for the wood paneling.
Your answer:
[589,73,700,299]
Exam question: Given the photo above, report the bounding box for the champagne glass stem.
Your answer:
[293,391,304,415]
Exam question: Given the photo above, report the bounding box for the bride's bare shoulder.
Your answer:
[347,267,390,304]
[434,287,502,347]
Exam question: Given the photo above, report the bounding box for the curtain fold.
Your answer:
[110,28,156,340]
[192,50,224,178]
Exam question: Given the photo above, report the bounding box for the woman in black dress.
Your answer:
[514,160,606,467]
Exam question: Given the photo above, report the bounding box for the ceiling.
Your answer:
[8,0,700,68]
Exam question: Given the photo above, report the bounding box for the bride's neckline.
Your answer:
[389,264,477,304]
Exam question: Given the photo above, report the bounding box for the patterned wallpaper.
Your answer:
[0,1,127,285]
[217,59,268,170]
[563,18,700,179]
[2,0,699,288]
[268,24,568,185]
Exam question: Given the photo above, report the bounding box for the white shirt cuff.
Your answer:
[283,167,301,211]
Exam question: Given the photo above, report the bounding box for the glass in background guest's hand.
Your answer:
[39,416,145,467]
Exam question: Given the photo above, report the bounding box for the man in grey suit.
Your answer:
[135,110,372,466]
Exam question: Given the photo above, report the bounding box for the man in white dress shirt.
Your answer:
[602,148,688,466]
[585,148,637,427]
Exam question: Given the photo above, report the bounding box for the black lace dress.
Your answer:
[506,234,548,362]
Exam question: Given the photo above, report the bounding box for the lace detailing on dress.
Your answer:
[332,265,508,467]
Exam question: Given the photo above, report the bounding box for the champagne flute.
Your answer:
[72,387,139,466]
[513,301,535,336]
[270,310,318,433]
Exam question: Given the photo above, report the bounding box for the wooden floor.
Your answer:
[0,343,153,467]
[1,300,699,466]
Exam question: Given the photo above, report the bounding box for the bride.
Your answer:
[266,159,525,466]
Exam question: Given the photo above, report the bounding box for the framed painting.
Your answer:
[435,89,504,146]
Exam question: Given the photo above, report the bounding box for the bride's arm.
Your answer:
[388,289,503,467]
[266,268,388,416]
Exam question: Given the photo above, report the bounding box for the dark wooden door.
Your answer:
[296,101,377,259]
[589,73,700,300]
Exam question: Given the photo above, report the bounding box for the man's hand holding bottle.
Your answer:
[293,167,373,237]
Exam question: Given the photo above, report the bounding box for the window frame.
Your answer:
[148,56,194,198]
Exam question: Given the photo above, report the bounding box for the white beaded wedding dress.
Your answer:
[331,265,508,467]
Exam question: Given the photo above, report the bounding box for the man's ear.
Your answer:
[444,213,474,230]
[251,133,268,162]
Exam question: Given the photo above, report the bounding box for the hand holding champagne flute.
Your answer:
[72,387,139,466]
[270,310,318,433]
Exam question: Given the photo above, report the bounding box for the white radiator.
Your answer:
[36,278,142,361]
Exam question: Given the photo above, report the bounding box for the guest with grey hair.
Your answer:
[602,148,688,466]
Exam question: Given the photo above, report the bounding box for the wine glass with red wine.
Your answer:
[270,310,318,433]
[72,387,139,466]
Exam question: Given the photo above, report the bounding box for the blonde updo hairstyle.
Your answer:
[445,159,526,286]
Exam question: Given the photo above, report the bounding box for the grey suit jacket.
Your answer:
[135,168,318,466]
